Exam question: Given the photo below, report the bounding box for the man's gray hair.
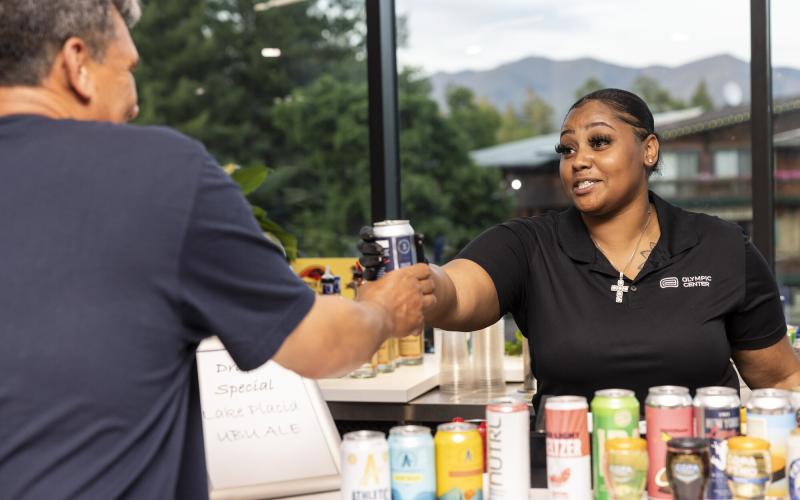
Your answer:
[0,0,142,86]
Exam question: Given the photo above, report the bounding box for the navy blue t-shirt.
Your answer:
[0,115,315,499]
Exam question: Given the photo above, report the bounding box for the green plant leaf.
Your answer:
[231,165,268,195]
[252,206,298,261]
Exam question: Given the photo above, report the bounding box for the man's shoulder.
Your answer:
[67,120,206,158]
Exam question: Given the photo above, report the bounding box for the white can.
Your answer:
[340,430,391,500]
[787,428,800,500]
[545,396,591,499]
[486,398,531,499]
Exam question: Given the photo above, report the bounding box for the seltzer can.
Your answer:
[545,396,591,499]
[694,386,741,499]
[486,398,530,499]
[747,388,795,498]
[388,425,435,500]
[591,389,640,500]
[645,385,694,499]
[340,430,391,500]
[465,419,488,472]
[435,422,484,500]
[787,428,800,500]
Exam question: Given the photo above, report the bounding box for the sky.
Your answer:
[395,0,800,75]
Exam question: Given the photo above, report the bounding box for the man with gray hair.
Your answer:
[0,1,434,498]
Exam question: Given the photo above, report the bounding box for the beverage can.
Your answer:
[465,419,487,472]
[545,396,591,499]
[790,386,800,426]
[591,389,640,500]
[787,428,800,500]
[665,437,710,500]
[694,386,740,499]
[373,220,417,273]
[645,385,693,499]
[434,422,484,500]
[726,436,772,499]
[747,388,794,498]
[373,220,423,366]
[340,430,391,500]
[388,425,435,500]
[486,398,530,499]
[605,437,648,500]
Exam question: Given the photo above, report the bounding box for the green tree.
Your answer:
[574,77,604,100]
[690,80,714,111]
[445,86,501,150]
[133,0,364,166]
[497,89,554,143]
[632,76,685,112]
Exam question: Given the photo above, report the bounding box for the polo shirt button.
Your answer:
[631,286,637,291]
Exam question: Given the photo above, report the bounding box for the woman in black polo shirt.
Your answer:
[398,88,800,406]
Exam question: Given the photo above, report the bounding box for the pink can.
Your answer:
[545,396,591,499]
[645,386,694,499]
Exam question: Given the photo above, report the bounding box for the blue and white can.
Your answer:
[388,425,435,500]
[373,220,417,274]
[694,386,740,499]
[787,428,800,500]
[747,388,795,499]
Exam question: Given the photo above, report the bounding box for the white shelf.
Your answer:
[317,355,525,403]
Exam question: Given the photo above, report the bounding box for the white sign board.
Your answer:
[197,337,341,499]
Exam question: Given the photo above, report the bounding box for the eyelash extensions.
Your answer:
[554,134,614,156]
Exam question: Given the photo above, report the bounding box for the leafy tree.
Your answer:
[690,80,714,111]
[632,75,685,112]
[497,89,555,143]
[574,77,604,100]
[445,86,501,150]
[133,0,365,166]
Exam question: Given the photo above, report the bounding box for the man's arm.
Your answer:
[272,263,434,379]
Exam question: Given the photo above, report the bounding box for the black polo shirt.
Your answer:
[458,192,786,407]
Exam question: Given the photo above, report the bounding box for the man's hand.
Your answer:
[356,263,436,338]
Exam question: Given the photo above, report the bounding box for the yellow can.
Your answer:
[435,422,484,499]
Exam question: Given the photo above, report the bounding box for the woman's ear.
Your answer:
[643,134,660,168]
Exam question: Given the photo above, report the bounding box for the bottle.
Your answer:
[321,266,336,295]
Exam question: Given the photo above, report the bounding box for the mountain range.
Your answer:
[428,54,800,120]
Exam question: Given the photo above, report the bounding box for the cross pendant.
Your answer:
[610,273,629,303]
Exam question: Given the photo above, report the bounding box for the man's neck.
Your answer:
[0,86,78,120]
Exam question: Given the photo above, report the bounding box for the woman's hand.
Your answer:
[733,339,800,389]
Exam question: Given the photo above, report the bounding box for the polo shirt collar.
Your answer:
[556,191,699,264]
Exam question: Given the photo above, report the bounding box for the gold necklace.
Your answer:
[592,208,652,304]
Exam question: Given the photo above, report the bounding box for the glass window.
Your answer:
[771,0,800,323]
[395,0,752,234]
[133,0,369,258]
[714,150,742,178]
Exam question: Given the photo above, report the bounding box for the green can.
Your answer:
[591,389,640,500]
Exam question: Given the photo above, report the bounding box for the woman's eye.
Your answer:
[588,136,611,148]
[555,144,574,156]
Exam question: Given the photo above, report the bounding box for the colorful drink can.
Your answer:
[434,422,484,500]
[605,437,648,500]
[725,436,771,499]
[388,425,435,500]
[591,389,640,500]
[666,437,710,500]
[694,386,741,499]
[373,220,417,273]
[791,387,800,426]
[746,388,794,498]
[486,398,530,499]
[786,428,800,500]
[545,396,591,499]
[340,430,391,500]
[645,385,693,499]
[465,419,487,472]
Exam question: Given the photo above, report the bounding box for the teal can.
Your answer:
[388,425,436,500]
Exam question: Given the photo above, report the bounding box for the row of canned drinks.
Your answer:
[340,398,531,500]
[546,386,800,499]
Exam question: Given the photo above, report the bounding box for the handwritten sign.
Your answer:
[197,338,341,499]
